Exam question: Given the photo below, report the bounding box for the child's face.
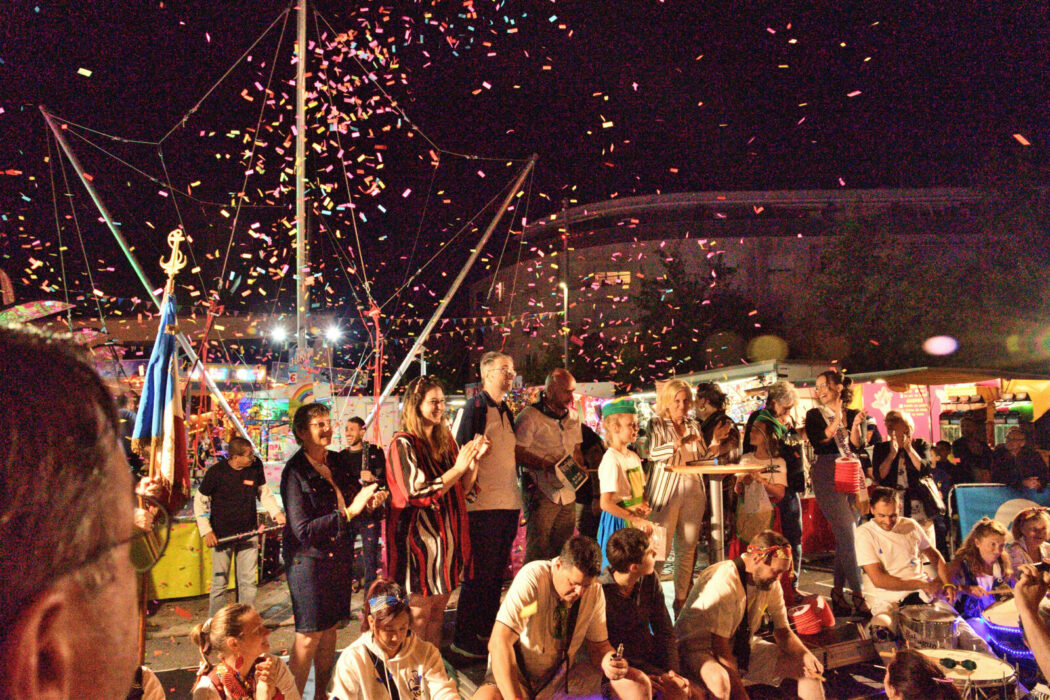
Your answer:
[612,414,639,444]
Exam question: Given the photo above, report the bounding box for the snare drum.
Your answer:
[899,605,958,649]
[916,649,1018,699]
[981,598,1021,633]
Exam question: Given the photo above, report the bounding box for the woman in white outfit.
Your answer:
[645,379,709,614]
[329,579,459,700]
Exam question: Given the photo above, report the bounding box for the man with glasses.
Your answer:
[194,436,285,615]
[991,427,1049,491]
[452,351,522,658]
[475,535,650,700]
[516,368,585,564]
[0,326,170,699]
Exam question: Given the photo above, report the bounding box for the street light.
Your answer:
[559,281,569,368]
[271,326,288,343]
[325,325,342,343]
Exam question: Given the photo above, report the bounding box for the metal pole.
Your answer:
[561,200,569,368]
[365,154,537,429]
[295,0,309,353]
[41,106,258,455]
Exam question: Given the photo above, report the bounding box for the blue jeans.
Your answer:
[209,540,259,615]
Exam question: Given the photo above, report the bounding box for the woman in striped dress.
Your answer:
[385,375,489,645]
[644,379,709,614]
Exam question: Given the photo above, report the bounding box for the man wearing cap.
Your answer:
[516,368,585,564]
[675,530,825,700]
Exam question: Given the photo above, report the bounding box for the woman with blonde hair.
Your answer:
[190,603,300,699]
[386,375,489,645]
[644,379,707,612]
[947,518,1013,619]
[1006,506,1050,568]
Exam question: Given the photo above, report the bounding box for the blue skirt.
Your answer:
[597,511,628,571]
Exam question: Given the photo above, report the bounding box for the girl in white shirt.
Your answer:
[329,579,459,700]
[597,399,652,570]
[190,603,300,700]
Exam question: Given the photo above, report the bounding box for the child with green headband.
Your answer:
[596,399,653,571]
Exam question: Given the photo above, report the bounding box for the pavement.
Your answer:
[144,552,884,699]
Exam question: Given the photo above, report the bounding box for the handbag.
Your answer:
[914,475,946,517]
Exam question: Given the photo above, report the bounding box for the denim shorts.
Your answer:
[285,551,353,632]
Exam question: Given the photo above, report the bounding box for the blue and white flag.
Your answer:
[131,289,189,513]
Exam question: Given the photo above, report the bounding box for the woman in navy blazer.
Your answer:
[281,402,385,695]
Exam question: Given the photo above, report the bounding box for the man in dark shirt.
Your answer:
[340,415,386,596]
[992,427,1050,491]
[601,528,700,700]
[952,415,992,483]
[194,436,285,615]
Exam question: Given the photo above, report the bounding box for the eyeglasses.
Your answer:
[489,367,516,376]
[308,420,332,429]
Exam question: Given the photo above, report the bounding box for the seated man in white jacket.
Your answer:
[329,579,458,700]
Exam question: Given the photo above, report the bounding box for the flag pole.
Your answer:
[40,106,259,456]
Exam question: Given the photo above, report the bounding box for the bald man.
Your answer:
[516,369,586,563]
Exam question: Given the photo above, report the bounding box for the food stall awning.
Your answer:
[850,366,1050,421]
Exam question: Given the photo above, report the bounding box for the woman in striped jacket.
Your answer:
[645,378,726,614]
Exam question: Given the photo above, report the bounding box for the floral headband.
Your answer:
[747,543,792,561]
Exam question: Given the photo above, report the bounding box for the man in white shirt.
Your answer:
[855,486,988,653]
[855,486,957,632]
[451,351,522,659]
[475,535,650,700]
[516,369,585,563]
[675,530,824,700]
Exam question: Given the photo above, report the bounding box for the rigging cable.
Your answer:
[213,7,292,296]
[159,5,293,144]
[45,129,75,333]
[55,138,109,336]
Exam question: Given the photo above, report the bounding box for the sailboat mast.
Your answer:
[295,0,309,354]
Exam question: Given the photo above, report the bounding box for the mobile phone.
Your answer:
[613,643,624,660]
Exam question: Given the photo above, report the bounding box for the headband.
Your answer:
[747,543,792,562]
[368,595,406,613]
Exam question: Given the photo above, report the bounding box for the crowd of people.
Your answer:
[7,327,1050,700]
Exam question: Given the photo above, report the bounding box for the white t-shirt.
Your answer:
[597,447,645,505]
[855,517,932,603]
[494,558,608,683]
[674,559,790,656]
[736,453,788,488]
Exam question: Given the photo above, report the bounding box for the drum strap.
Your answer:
[731,557,752,673]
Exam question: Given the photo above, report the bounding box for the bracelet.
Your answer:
[942,583,958,591]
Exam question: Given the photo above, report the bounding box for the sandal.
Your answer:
[830,589,853,617]
[851,591,872,618]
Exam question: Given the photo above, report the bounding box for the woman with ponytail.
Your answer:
[883,649,962,700]
[329,579,458,700]
[804,370,871,617]
[190,603,300,699]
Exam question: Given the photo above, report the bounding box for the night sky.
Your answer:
[1,1,1046,349]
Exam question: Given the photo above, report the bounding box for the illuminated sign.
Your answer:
[188,364,267,383]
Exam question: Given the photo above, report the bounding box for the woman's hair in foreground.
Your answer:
[885,649,963,699]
